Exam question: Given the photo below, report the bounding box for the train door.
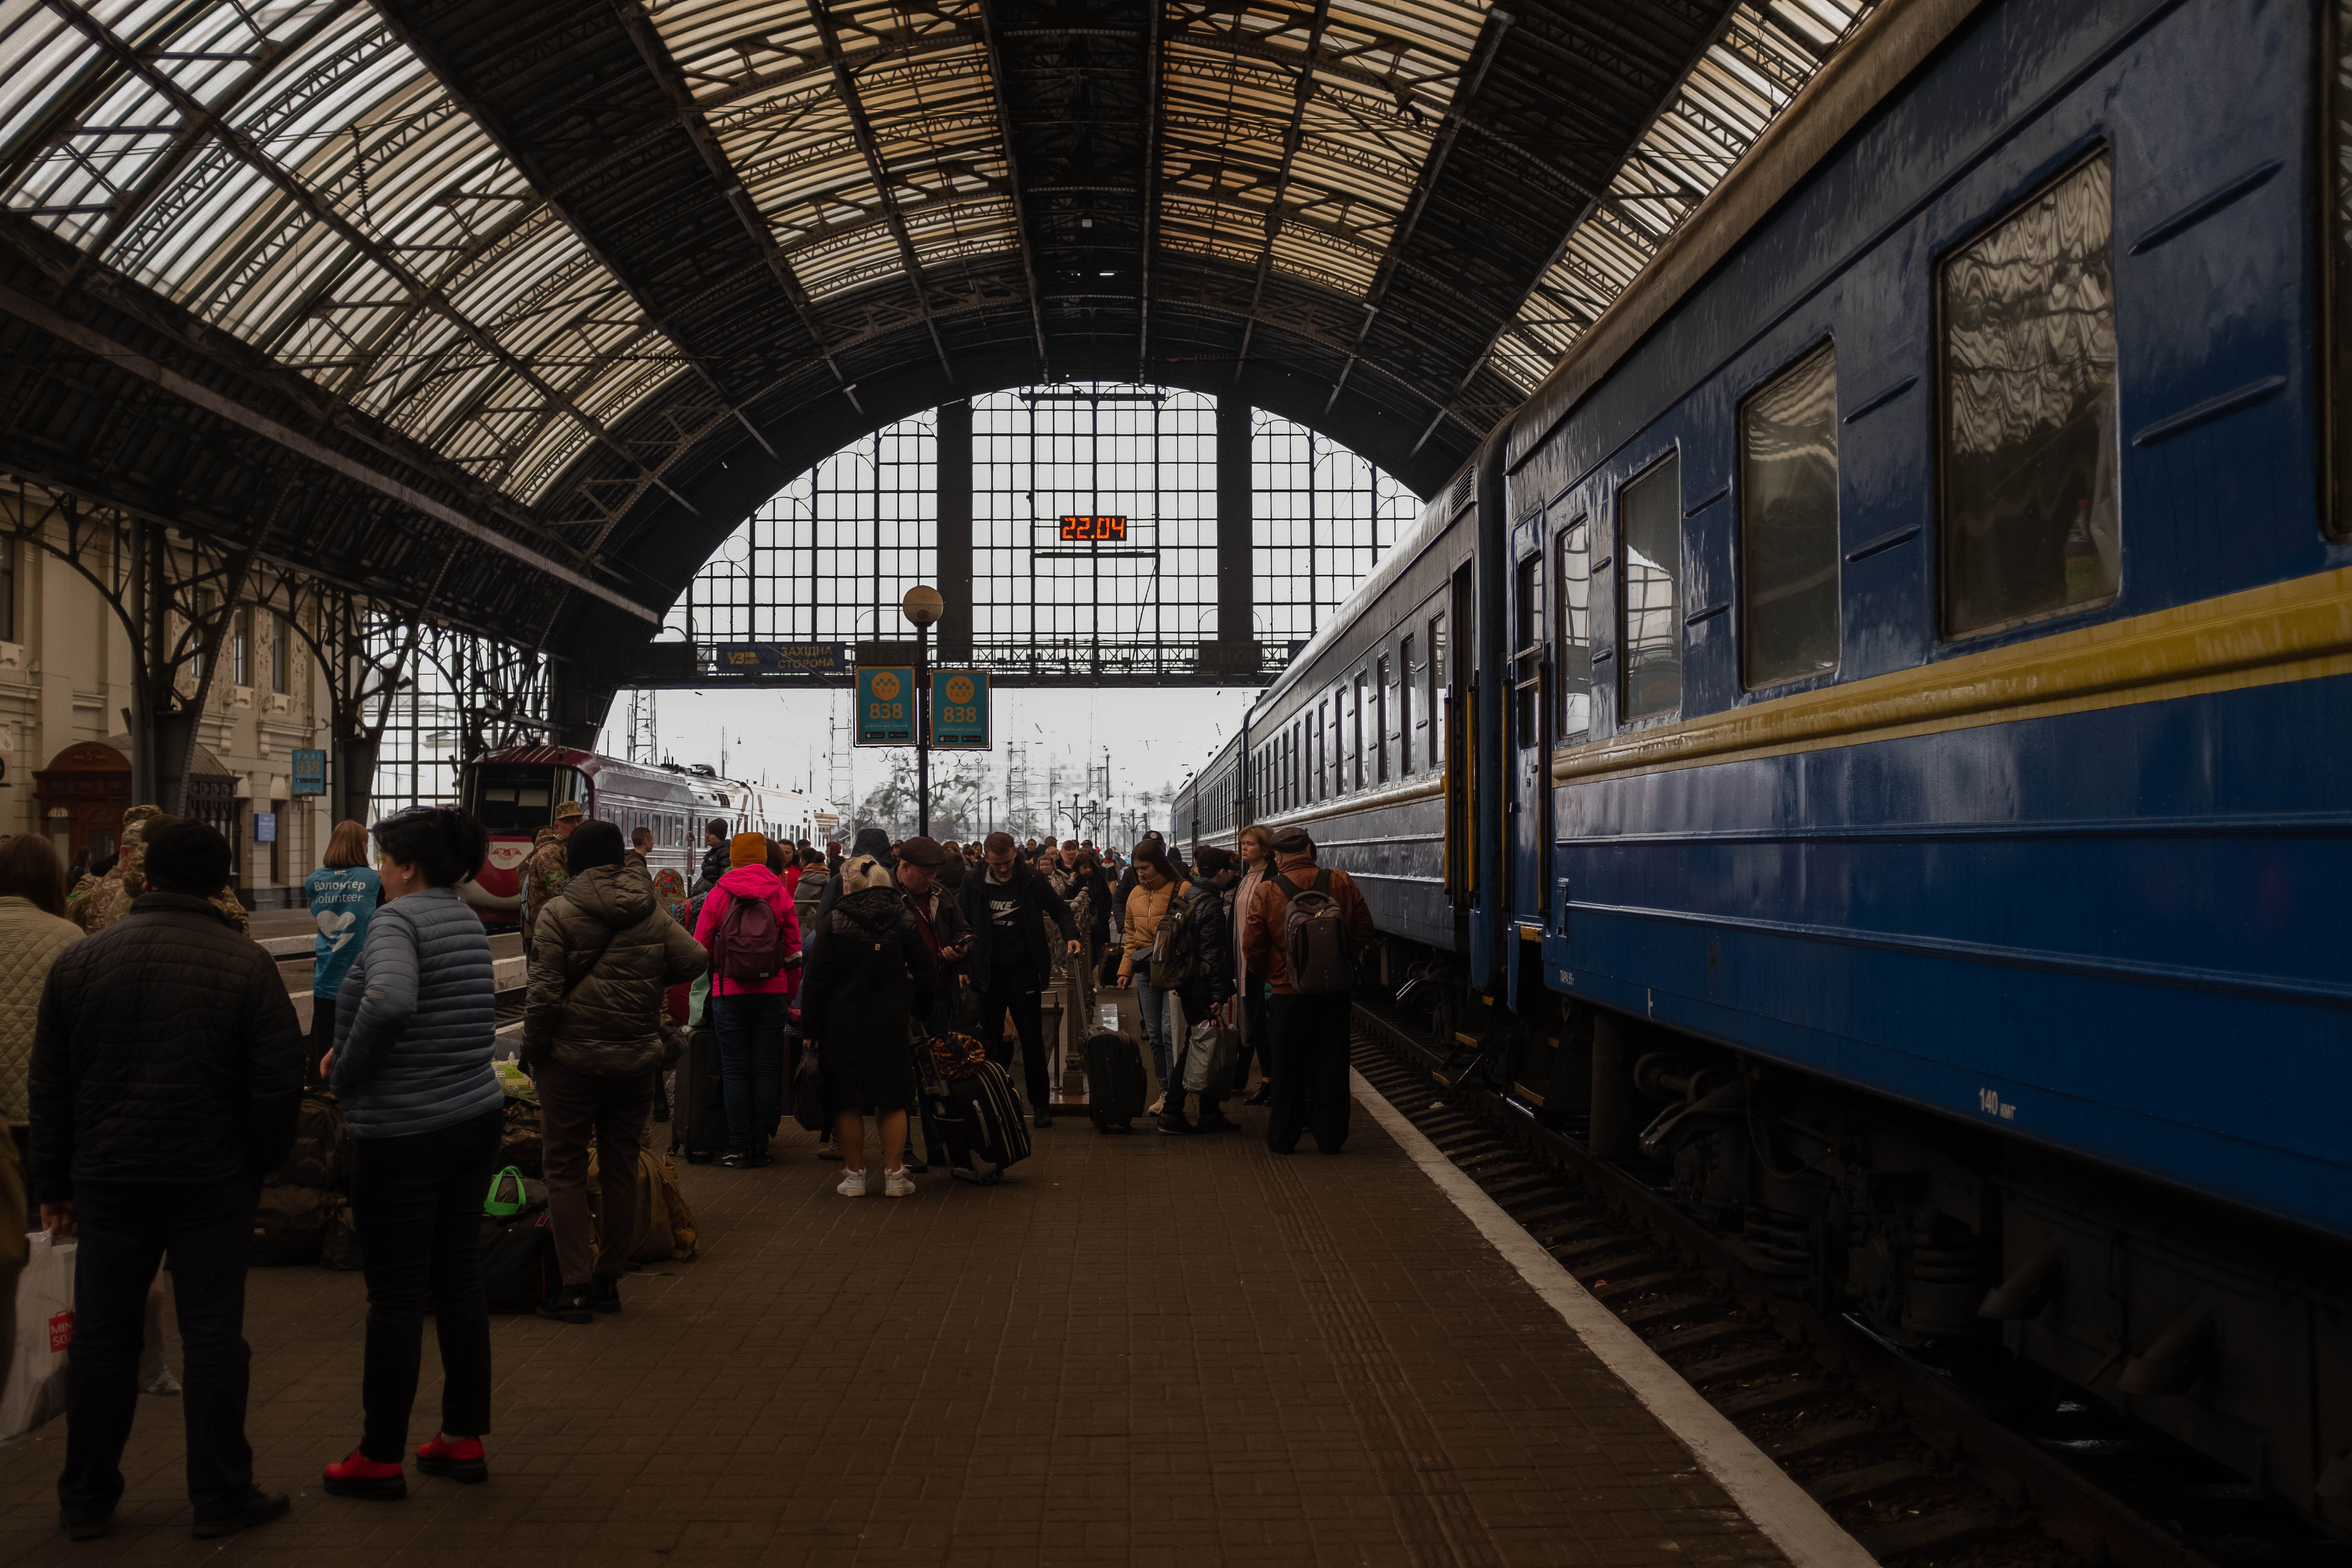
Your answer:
[1442,563,1474,917]
[1506,519,1550,1002]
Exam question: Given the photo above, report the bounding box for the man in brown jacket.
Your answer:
[1241,826,1376,1154]
[522,820,706,1323]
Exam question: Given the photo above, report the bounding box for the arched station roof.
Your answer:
[0,0,1870,680]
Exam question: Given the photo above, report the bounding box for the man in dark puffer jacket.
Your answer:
[523,820,706,1324]
[31,819,301,1541]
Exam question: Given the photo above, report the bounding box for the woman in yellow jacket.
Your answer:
[1116,843,1184,1108]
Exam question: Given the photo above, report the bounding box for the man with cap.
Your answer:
[1240,827,1375,1154]
[521,802,583,941]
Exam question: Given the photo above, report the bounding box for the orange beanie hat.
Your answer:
[730,831,769,867]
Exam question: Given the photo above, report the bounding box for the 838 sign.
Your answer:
[854,665,915,745]
[931,669,990,750]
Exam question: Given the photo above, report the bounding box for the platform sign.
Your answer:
[855,665,916,746]
[931,669,990,750]
[291,750,326,796]
[716,642,851,675]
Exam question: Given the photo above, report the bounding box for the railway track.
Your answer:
[1350,1003,2351,1568]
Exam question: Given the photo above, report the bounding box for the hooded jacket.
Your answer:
[692,862,802,997]
[800,826,891,978]
[32,892,302,1198]
[525,865,708,1074]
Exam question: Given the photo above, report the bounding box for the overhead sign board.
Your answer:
[930,669,990,750]
[854,665,916,746]
[291,750,327,796]
[715,642,851,675]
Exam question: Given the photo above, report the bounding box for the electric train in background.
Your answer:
[457,745,837,922]
[1172,0,2352,1527]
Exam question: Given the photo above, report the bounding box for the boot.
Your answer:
[1195,1099,1241,1134]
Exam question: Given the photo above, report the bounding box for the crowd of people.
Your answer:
[0,798,1372,1539]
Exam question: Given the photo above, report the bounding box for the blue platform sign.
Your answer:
[291,749,327,796]
[855,666,916,745]
[716,642,851,675]
[931,670,989,750]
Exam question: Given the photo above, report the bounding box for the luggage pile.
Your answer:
[251,1089,359,1269]
[917,1030,1029,1184]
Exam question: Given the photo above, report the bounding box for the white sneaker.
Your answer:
[883,1168,915,1198]
[837,1168,868,1197]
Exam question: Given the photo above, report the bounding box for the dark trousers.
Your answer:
[305,991,340,1090]
[61,1176,260,1525]
[977,975,1048,1109]
[1234,977,1271,1089]
[351,1107,501,1463]
[1266,992,1354,1154]
[535,1059,653,1287]
[711,991,788,1153]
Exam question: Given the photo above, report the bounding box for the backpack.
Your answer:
[1273,870,1356,994]
[1149,885,1203,987]
[711,887,788,984]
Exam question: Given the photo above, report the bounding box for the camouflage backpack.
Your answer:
[270,1091,353,1190]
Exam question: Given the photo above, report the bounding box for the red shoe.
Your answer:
[322,1448,407,1501]
[416,1434,489,1484]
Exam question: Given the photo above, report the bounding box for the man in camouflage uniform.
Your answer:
[72,804,249,935]
[521,799,583,940]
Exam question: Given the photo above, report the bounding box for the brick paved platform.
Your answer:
[0,1076,1797,1568]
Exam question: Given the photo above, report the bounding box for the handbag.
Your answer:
[1182,1018,1239,1096]
[791,1042,828,1132]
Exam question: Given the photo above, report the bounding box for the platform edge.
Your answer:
[1349,1067,1880,1568]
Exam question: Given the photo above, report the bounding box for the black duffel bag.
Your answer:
[479,1201,556,1313]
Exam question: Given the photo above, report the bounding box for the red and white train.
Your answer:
[456,745,838,922]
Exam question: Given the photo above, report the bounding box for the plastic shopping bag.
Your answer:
[1181,1019,1238,1096]
[0,1231,74,1439]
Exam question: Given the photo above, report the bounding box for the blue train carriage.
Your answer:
[1476,0,2350,1523]
[1198,481,1479,965]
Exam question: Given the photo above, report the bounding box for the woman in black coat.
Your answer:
[798,855,935,1198]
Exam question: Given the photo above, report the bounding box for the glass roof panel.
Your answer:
[2,0,1882,520]
[0,0,689,504]
[1511,0,1877,369]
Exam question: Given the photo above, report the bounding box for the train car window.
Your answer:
[1352,675,1368,788]
[1313,703,1325,800]
[1428,613,1446,763]
[1375,656,1392,782]
[1399,636,1416,774]
[1555,519,1592,741]
[1620,454,1684,721]
[1939,152,2118,635]
[1514,555,1541,747]
[1740,344,1841,686]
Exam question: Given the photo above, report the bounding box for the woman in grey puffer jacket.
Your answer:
[523,820,706,1322]
[322,807,503,1502]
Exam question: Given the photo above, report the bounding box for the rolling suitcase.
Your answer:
[926,1059,1031,1184]
[671,1026,727,1163]
[1082,1029,1148,1133]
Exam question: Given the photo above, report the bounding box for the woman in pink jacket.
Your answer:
[691,833,802,1167]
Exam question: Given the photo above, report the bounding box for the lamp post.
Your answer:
[902,584,944,837]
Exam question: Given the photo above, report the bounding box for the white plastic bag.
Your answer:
[141,1270,178,1396]
[0,1230,74,1439]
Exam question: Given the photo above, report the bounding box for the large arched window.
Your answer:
[668,385,1415,666]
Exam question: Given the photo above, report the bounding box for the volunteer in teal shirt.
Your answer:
[305,819,381,1085]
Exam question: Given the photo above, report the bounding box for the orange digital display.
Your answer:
[1058,515,1129,542]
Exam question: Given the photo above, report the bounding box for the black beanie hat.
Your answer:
[566,819,627,875]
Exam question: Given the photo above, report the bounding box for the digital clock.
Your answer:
[1058,514,1129,543]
